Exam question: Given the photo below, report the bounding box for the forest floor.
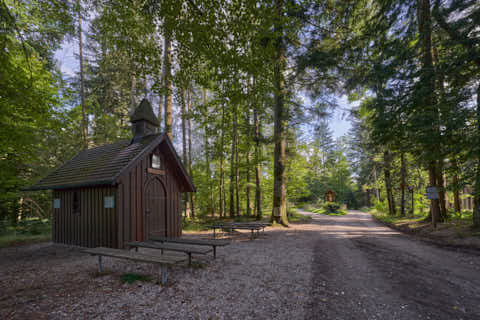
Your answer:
[1,211,480,319]
[368,210,480,250]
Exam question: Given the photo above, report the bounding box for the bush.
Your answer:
[302,203,315,212]
[0,220,9,235]
[286,207,298,217]
[373,199,388,213]
[15,219,50,235]
[322,201,341,213]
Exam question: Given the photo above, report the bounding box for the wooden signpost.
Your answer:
[426,186,439,200]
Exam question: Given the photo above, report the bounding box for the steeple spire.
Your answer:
[130,99,159,142]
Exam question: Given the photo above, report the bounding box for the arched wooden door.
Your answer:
[145,178,167,239]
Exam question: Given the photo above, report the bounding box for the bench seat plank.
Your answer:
[127,241,213,254]
[83,247,186,264]
[210,225,262,230]
[149,237,230,247]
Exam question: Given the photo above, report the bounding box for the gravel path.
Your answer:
[1,211,479,319]
[305,210,480,320]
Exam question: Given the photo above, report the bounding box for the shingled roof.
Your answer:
[24,133,195,192]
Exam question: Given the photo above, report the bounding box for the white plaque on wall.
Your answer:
[53,198,60,209]
[104,196,115,208]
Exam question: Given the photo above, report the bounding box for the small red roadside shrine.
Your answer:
[325,190,336,202]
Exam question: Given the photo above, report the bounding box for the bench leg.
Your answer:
[213,246,216,259]
[188,253,192,266]
[251,229,254,239]
[213,228,216,238]
[98,256,102,273]
[158,265,167,285]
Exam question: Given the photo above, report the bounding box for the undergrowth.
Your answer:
[0,218,51,248]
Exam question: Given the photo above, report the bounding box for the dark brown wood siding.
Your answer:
[52,186,117,248]
[116,146,182,248]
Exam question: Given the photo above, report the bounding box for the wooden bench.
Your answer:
[126,241,213,266]
[149,236,230,259]
[83,247,186,285]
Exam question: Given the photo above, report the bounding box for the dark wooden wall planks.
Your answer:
[52,186,117,248]
[116,145,182,248]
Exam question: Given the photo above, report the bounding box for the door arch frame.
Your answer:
[143,176,168,240]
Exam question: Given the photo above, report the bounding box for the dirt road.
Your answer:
[304,210,480,320]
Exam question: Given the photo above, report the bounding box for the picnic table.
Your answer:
[83,247,186,285]
[149,236,230,258]
[209,222,271,239]
[126,241,213,265]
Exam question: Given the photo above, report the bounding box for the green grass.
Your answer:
[182,218,211,232]
[287,207,312,222]
[0,232,51,248]
[368,208,479,239]
[368,208,426,224]
[120,273,152,284]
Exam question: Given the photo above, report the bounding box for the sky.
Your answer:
[54,42,353,139]
[330,96,353,139]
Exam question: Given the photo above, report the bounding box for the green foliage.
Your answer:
[3,0,478,231]
[15,219,51,235]
[373,199,388,214]
[182,218,211,232]
[322,201,341,214]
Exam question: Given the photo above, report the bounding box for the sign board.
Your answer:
[53,198,61,209]
[426,186,439,200]
[104,196,115,208]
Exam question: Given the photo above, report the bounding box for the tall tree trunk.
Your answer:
[474,84,480,227]
[400,152,406,216]
[163,33,172,139]
[235,106,240,217]
[419,0,440,227]
[203,88,213,216]
[229,105,237,218]
[245,109,252,216]
[219,103,226,218]
[187,88,195,218]
[246,150,251,216]
[433,39,448,222]
[254,104,263,220]
[130,75,136,115]
[452,159,461,214]
[384,150,396,215]
[272,0,288,225]
[373,163,380,201]
[181,87,190,218]
[437,160,447,220]
[78,0,88,150]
